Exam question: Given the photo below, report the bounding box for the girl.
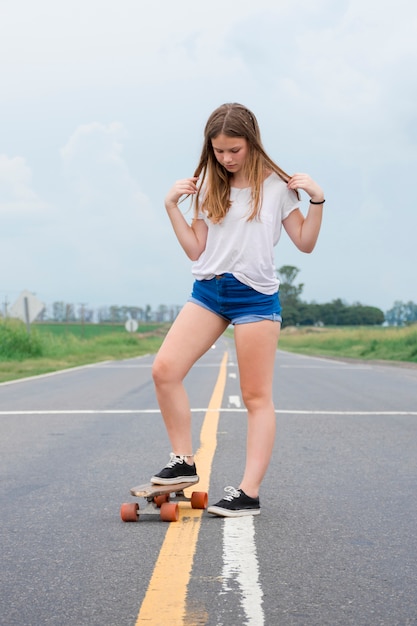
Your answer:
[151,103,324,517]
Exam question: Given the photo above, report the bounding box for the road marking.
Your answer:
[223,517,264,625]
[228,395,241,408]
[279,364,372,369]
[0,361,115,386]
[135,351,228,625]
[1,409,416,416]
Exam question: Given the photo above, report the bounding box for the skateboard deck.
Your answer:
[120,480,208,523]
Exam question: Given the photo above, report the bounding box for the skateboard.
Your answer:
[120,481,208,522]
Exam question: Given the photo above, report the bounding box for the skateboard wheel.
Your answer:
[154,494,170,507]
[120,502,139,522]
[160,502,179,522]
[191,491,208,509]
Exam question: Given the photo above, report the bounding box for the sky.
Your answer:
[1,0,416,317]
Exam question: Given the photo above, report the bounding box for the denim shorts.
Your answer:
[188,273,282,325]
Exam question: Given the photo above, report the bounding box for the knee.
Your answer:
[152,354,179,387]
[152,356,169,387]
[241,386,271,411]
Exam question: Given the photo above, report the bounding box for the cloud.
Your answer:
[54,121,173,304]
[1,0,416,311]
[224,1,417,135]
[0,155,48,216]
[60,121,149,213]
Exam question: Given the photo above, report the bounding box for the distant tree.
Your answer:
[97,306,111,322]
[316,299,384,326]
[109,306,123,323]
[50,301,76,322]
[276,265,304,302]
[276,265,304,326]
[65,303,76,322]
[145,305,152,322]
[77,305,94,323]
[171,305,182,320]
[385,301,417,326]
[52,301,65,322]
[156,304,169,322]
[347,304,384,325]
[319,298,347,325]
[129,307,144,321]
[298,301,322,326]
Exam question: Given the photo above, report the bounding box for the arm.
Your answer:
[283,173,324,253]
[165,178,208,261]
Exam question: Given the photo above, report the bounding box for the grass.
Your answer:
[33,321,163,338]
[0,319,167,383]
[278,325,417,364]
[1,320,416,384]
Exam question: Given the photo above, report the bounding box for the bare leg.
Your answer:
[234,320,281,497]
[152,302,229,462]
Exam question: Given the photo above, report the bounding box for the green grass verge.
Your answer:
[278,325,417,363]
[33,322,164,339]
[0,320,167,383]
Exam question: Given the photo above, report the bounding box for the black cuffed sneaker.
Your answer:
[151,453,199,485]
[207,486,261,517]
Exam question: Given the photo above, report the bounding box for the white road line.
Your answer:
[278,350,348,364]
[1,409,416,416]
[279,364,372,369]
[222,517,264,625]
[228,395,241,408]
[0,361,114,386]
[98,364,152,368]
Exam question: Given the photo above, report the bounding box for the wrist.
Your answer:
[309,197,325,205]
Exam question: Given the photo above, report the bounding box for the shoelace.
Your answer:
[222,486,241,501]
[165,453,185,468]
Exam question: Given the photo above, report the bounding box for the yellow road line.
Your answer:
[135,351,228,625]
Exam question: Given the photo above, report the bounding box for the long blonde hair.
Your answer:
[193,103,296,223]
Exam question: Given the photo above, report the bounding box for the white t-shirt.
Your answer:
[192,173,300,294]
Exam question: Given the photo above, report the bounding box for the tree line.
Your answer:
[277,266,416,327]
[37,302,181,324]
[30,266,416,327]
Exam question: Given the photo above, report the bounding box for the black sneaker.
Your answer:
[151,453,199,485]
[207,486,260,517]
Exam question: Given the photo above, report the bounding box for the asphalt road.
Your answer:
[1,337,416,626]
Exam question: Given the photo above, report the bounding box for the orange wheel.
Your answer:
[120,502,139,522]
[191,491,208,509]
[160,502,179,522]
[154,494,170,507]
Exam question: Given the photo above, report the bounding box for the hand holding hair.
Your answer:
[165,177,199,210]
[287,173,324,204]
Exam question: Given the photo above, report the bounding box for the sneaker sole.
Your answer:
[207,505,261,517]
[150,475,199,485]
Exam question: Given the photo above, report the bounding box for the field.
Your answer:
[0,320,168,383]
[1,320,416,383]
[279,325,417,364]
[33,322,163,339]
